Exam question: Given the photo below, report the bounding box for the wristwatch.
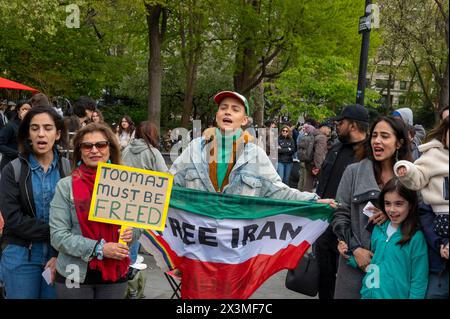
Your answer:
[93,239,106,260]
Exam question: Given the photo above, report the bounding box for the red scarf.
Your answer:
[72,163,129,282]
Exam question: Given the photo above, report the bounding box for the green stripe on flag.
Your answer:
[169,186,333,221]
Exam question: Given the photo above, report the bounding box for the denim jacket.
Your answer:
[169,130,319,201]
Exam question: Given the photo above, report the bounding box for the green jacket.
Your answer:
[348,221,429,299]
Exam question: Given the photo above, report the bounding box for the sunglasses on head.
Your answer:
[80,141,109,151]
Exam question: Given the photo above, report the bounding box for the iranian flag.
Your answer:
[140,186,332,299]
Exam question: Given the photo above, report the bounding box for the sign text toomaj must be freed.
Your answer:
[88,162,173,232]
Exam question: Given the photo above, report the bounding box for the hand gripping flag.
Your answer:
[140,186,332,299]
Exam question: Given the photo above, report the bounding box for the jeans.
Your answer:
[0,243,56,299]
[426,269,449,299]
[129,242,140,265]
[277,162,292,185]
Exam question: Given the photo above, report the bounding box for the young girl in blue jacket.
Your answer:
[338,178,429,298]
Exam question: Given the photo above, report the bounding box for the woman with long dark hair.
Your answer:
[331,115,413,298]
[116,115,135,150]
[0,106,70,299]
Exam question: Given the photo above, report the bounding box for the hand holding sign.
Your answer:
[103,242,130,260]
[88,162,174,245]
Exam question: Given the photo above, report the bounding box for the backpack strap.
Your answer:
[11,158,22,183]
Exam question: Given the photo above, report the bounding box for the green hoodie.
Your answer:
[348,221,429,299]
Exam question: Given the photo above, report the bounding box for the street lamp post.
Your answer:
[356,0,373,106]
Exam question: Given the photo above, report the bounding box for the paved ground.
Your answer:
[139,251,315,299]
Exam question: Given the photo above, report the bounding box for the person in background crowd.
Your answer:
[0,101,32,170]
[123,121,168,175]
[5,101,16,121]
[392,107,426,145]
[338,178,428,299]
[277,125,296,185]
[332,115,412,298]
[406,124,421,161]
[440,106,449,121]
[298,123,328,192]
[0,106,69,299]
[394,116,449,299]
[91,109,105,124]
[116,115,135,150]
[0,100,8,130]
[314,104,369,299]
[49,123,140,299]
[265,120,278,169]
[30,93,51,108]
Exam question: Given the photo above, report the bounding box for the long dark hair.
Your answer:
[118,115,135,135]
[135,121,159,149]
[358,116,412,185]
[17,106,68,157]
[379,178,420,246]
[425,116,449,149]
[72,123,122,168]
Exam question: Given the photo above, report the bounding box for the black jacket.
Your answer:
[278,136,296,163]
[0,155,69,257]
[316,141,360,199]
[0,117,20,170]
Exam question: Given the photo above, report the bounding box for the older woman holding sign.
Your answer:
[49,123,139,299]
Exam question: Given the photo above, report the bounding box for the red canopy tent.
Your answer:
[0,76,39,92]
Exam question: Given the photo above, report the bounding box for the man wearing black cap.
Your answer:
[314,104,369,299]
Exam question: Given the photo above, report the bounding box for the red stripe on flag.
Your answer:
[178,241,310,299]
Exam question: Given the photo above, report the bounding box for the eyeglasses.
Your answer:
[282,130,288,132]
[80,141,109,152]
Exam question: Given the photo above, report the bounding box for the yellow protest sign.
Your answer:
[88,162,173,232]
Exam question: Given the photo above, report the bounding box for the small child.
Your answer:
[394,116,449,258]
[338,178,429,299]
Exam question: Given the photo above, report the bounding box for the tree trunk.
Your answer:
[253,82,265,127]
[181,62,198,127]
[179,1,203,128]
[146,4,167,133]
[439,58,449,109]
